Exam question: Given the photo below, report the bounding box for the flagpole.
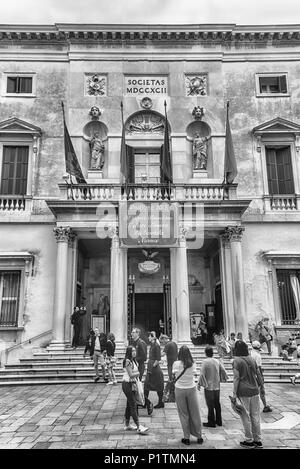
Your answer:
[222,101,230,186]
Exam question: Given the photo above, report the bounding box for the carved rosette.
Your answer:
[53,226,73,243]
[223,225,245,242]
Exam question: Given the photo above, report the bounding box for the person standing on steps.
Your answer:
[106,332,118,386]
[90,329,109,383]
[250,341,272,413]
[144,331,164,413]
[71,306,87,348]
[131,328,147,381]
[198,345,228,428]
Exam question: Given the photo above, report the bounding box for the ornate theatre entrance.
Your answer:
[135,293,164,342]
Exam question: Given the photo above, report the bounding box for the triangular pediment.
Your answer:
[0,117,42,135]
[253,117,300,135]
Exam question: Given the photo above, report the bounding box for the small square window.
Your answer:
[7,76,32,94]
[3,73,36,97]
[256,74,288,96]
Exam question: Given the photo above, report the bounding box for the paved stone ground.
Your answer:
[0,382,299,450]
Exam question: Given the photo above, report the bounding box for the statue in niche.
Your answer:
[89,132,105,170]
[192,132,209,170]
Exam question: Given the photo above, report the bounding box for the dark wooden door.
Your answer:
[135,293,164,343]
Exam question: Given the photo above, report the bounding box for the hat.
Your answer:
[252,340,261,350]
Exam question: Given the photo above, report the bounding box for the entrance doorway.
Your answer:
[135,293,164,343]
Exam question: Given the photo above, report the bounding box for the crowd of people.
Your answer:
[70,311,299,447]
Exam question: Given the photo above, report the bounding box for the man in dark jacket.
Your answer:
[161,335,178,380]
[131,328,147,380]
[70,306,87,348]
[90,329,108,383]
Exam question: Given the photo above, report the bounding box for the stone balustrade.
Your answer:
[270,195,298,210]
[58,183,229,202]
[0,196,26,211]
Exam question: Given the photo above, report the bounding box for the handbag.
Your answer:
[229,396,245,415]
[131,377,145,407]
[162,367,187,403]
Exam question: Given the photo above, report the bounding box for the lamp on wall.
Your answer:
[129,274,135,284]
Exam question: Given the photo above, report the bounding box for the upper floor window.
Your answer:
[0,146,29,195]
[266,146,294,195]
[134,150,161,183]
[2,73,36,97]
[256,73,288,97]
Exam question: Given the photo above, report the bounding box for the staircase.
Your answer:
[0,344,298,386]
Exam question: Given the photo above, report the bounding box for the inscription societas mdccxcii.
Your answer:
[125,76,168,95]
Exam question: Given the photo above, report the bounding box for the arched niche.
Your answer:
[186,121,212,176]
[82,121,108,174]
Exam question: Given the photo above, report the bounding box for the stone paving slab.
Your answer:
[0,382,299,449]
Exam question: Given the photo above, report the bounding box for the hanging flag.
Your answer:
[61,102,86,184]
[160,101,173,184]
[120,102,127,183]
[224,101,237,184]
[120,102,135,184]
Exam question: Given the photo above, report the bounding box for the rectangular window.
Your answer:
[6,76,33,94]
[266,146,294,195]
[133,150,161,183]
[277,269,300,325]
[257,74,288,96]
[0,271,21,327]
[1,146,29,195]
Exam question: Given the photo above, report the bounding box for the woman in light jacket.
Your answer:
[122,346,149,435]
[172,345,203,446]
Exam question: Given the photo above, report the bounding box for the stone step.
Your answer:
[0,377,293,386]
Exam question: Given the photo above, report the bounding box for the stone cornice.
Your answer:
[1,23,300,43]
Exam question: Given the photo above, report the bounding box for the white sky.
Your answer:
[0,0,300,25]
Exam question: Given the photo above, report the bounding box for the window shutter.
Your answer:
[1,146,29,195]
[266,148,279,194]
[277,147,294,194]
[279,75,287,93]
[127,146,135,183]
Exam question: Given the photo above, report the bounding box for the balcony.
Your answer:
[0,195,28,211]
[58,182,237,202]
[264,194,299,211]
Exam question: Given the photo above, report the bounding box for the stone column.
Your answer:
[174,228,192,345]
[224,226,248,339]
[52,226,73,345]
[110,228,127,345]
[170,248,178,342]
[219,234,235,337]
[64,232,77,343]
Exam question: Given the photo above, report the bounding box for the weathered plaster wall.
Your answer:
[0,60,68,197]
[0,224,56,350]
[242,223,300,327]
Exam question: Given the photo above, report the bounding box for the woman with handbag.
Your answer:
[122,346,149,435]
[172,345,203,446]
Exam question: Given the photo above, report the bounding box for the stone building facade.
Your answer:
[0,23,300,360]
